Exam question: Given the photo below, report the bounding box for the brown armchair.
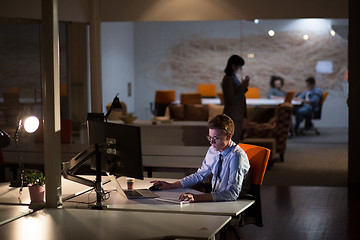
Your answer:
[244,103,293,162]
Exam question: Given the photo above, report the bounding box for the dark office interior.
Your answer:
[0,1,358,239]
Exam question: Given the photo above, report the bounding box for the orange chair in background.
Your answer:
[152,90,176,116]
[245,87,260,98]
[155,90,176,104]
[197,84,216,98]
[284,90,295,104]
[180,93,202,105]
[238,143,270,227]
[217,92,224,104]
[321,91,328,105]
[303,91,329,135]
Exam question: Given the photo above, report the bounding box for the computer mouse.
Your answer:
[149,185,160,191]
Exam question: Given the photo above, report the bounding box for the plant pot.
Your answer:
[28,185,45,202]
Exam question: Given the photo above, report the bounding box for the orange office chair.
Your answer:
[245,87,260,98]
[238,143,270,227]
[284,90,295,104]
[180,92,202,105]
[197,84,217,98]
[151,90,176,116]
[217,92,224,104]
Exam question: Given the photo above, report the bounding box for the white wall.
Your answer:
[101,22,135,114]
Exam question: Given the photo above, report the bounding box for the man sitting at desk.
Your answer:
[151,114,250,203]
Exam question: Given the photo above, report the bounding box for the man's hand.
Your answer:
[179,193,195,202]
[150,180,182,190]
[179,192,213,203]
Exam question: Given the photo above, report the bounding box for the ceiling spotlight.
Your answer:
[303,34,309,40]
[268,30,275,37]
[247,53,255,59]
[330,29,336,37]
[254,19,260,24]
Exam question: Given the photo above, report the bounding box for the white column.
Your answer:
[41,0,62,208]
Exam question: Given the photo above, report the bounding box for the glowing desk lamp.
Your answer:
[10,115,40,188]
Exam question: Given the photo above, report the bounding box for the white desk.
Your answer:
[0,208,230,240]
[0,205,33,226]
[63,177,254,217]
[0,176,102,205]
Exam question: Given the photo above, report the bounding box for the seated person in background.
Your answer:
[267,75,286,99]
[150,114,250,202]
[293,77,323,134]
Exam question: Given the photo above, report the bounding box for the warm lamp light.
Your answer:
[11,115,40,188]
[23,116,40,133]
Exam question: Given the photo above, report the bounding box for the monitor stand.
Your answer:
[62,144,107,209]
[92,144,105,209]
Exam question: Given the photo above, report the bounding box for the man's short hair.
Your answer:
[305,77,316,85]
[208,114,234,135]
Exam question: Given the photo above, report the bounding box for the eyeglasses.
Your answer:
[206,135,220,142]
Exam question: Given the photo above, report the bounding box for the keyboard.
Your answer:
[123,189,158,199]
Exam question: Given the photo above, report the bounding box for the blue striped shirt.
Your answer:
[180,141,250,201]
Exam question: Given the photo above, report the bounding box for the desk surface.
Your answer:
[0,176,100,205]
[63,177,254,217]
[0,208,230,240]
[0,205,33,226]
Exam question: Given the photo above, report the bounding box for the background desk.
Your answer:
[174,97,301,106]
[142,145,208,176]
[0,208,231,240]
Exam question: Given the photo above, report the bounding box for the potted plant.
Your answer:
[25,170,45,202]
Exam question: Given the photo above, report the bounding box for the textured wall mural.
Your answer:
[155,30,347,97]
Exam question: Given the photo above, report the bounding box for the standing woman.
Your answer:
[221,55,249,143]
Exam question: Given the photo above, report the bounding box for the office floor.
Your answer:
[263,127,348,187]
[226,127,353,240]
[234,185,358,240]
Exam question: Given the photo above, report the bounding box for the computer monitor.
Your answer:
[87,121,144,180]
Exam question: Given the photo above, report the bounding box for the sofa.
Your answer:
[244,103,293,162]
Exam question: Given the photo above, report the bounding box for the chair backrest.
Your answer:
[313,91,328,119]
[238,143,270,185]
[3,92,20,106]
[284,90,295,103]
[155,90,176,104]
[8,87,20,94]
[321,91,328,104]
[197,84,216,98]
[245,87,260,99]
[180,93,202,105]
[217,92,224,104]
